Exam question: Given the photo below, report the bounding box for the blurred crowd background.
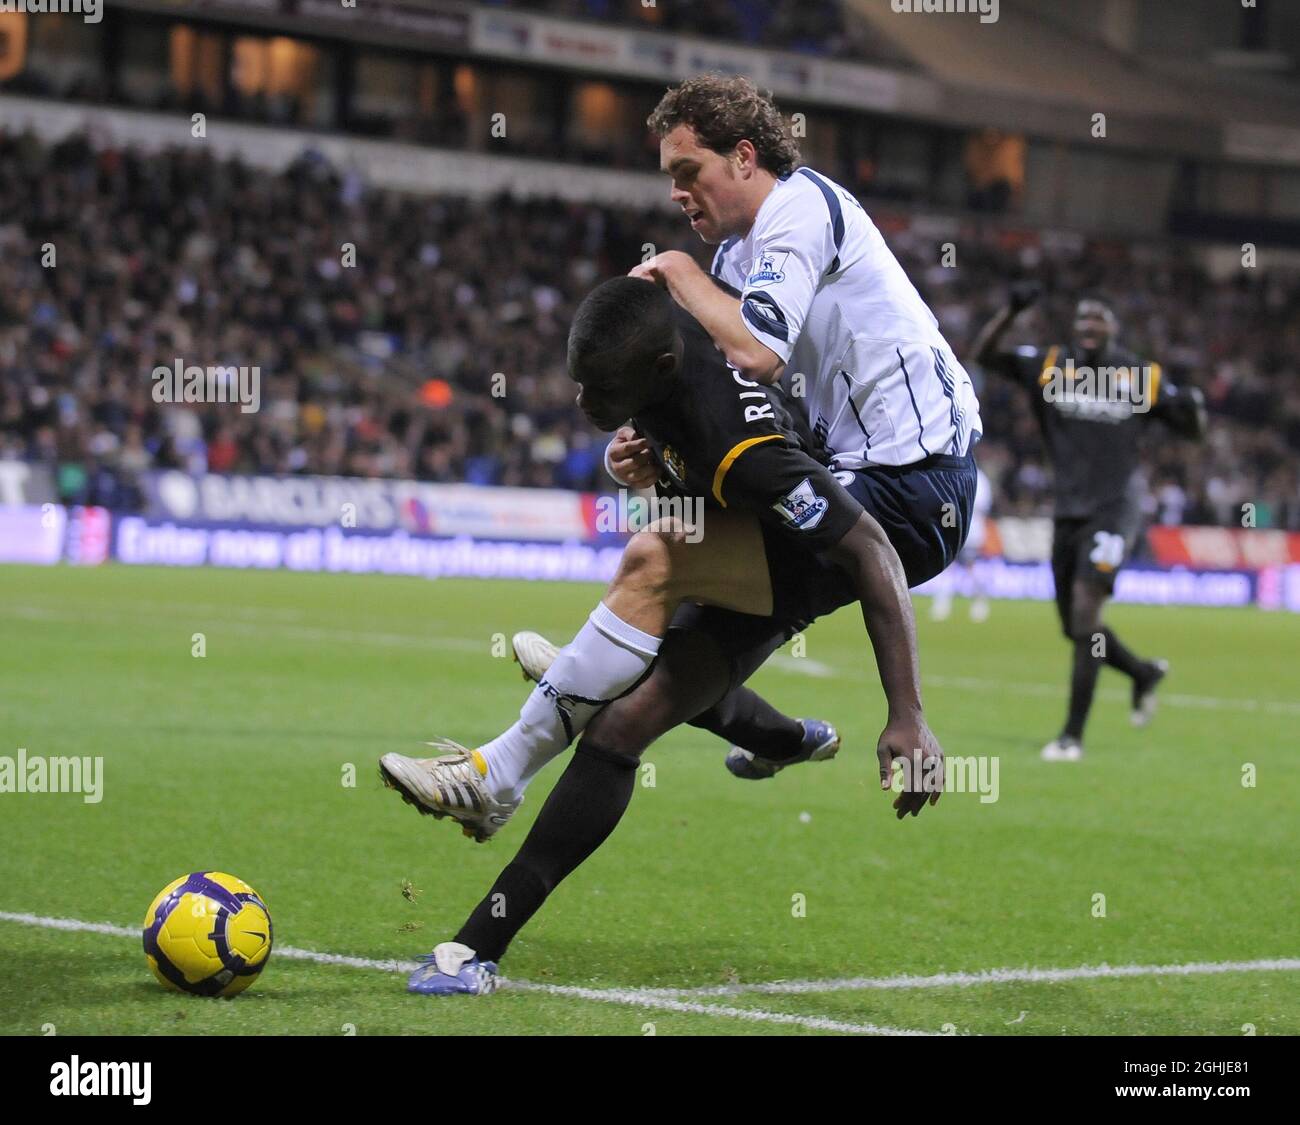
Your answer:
[2,129,1298,529]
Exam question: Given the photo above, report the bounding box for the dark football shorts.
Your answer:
[1051,500,1143,609]
[670,452,978,690]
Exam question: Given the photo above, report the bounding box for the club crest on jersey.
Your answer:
[772,477,829,531]
[746,250,789,288]
[660,444,687,484]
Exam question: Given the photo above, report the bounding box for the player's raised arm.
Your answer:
[630,249,785,385]
[969,280,1043,382]
[723,443,943,819]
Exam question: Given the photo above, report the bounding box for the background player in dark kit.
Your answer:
[971,284,1208,760]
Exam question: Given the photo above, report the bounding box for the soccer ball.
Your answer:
[142,871,273,997]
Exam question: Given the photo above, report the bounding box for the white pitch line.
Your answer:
[9,602,1294,717]
[8,911,1295,1031]
[0,913,139,939]
[9,911,1293,997]
[0,911,927,1036]
[760,658,1300,717]
[766,654,835,678]
[4,605,484,655]
[634,957,1300,997]
[503,981,929,1035]
[923,673,1300,716]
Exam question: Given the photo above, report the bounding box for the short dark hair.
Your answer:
[647,75,801,178]
[567,278,677,379]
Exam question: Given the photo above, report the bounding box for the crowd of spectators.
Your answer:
[1,129,1297,529]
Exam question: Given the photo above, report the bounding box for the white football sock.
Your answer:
[476,602,661,801]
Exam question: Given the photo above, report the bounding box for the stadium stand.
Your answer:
[2,129,1297,529]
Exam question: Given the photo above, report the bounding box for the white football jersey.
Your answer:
[712,167,982,469]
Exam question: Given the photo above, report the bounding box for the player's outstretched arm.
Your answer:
[629,250,785,384]
[969,280,1042,380]
[725,439,944,819]
[824,512,944,820]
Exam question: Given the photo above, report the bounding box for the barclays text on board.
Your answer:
[2,489,1299,610]
[115,517,624,584]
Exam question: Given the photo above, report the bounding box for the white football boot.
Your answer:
[379,740,520,842]
[1040,735,1084,762]
[512,630,559,683]
[1131,659,1169,728]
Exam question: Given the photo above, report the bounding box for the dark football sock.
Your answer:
[455,741,638,964]
[689,686,804,761]
[1100,627,1147,681]
[1063,636,1102,741]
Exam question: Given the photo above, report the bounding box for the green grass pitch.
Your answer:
[1,563,1296,1035]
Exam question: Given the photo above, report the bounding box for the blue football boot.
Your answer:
[725,718,840,780]
[407,942,500,996]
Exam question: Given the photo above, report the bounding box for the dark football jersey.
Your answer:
[630,303,862,553]
[997,343,1183,519]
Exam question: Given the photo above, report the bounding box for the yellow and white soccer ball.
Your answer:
[142,871,273,997]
